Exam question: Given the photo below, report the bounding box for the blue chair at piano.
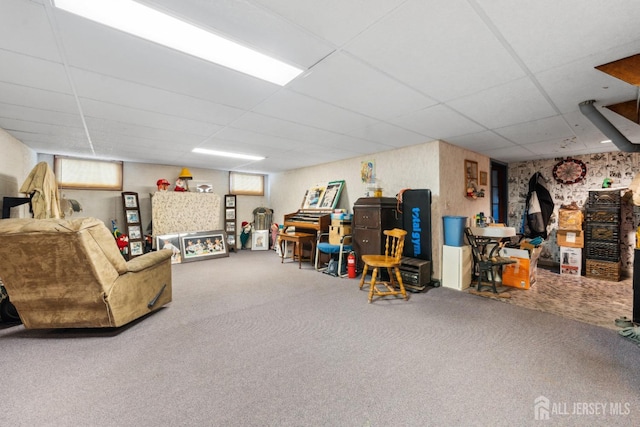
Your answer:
[315,231,353,278]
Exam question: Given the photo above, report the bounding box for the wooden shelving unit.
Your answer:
[122,191,144,259]
[224,194,237,252]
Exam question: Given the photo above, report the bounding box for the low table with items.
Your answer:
[278,232,316,269]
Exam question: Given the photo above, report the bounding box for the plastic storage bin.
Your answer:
[443,216,467,247]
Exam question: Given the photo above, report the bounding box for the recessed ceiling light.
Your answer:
[53,0,304,86]
[192,148,265,161]
[601,139,612,144]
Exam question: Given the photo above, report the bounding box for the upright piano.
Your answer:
[283,209,331,236]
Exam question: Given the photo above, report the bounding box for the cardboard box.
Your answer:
[331,218,352,227]
[558,209,583,230]
[560,246,582,276]
[329,225,352,244]
[500,246,543,289]
[557,229,584,248]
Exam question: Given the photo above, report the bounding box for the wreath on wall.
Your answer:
[552,158,587,184]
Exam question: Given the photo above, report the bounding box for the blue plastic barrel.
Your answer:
[443,216,467,247]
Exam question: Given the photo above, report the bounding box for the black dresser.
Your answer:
[352,197,401,272]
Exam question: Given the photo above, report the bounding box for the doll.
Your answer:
[240,221,252,249]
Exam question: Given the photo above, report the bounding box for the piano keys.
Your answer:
[283,209,331,235]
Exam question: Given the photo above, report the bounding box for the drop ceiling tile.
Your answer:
[84,117,207,145]
[476,0,640,73]
[0,82,78,113]
[229,112,339,144]
[0,50,71,94]
[251,0,406,47]
[252,90,378,134]
[390,104,485,138]
[202,128,300,152]
[480,144,538,163]
[80,98,222,137]
[444,131,515,152]
[71,70,245,126]
[0,103,84,129]
[0,0,61,62]
[289,52,437,120]
[347,122,429,147]
[344,0,525,101]
[494,116,575,145]
[448,78,557,129]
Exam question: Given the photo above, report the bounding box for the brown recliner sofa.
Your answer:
[0,217,172,329]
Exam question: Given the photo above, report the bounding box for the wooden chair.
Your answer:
[464,227,516,293]
[358,228,408,303]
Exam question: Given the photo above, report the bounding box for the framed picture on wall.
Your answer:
[479,171,488,186]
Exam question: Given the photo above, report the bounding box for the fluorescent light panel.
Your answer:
[53,0,304,86]
[192,148,265,161]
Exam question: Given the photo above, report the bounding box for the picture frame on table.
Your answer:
[251,230,269,251]
[180,230,229,262]
[156,233,182,264]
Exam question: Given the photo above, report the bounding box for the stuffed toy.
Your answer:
[240,221,252,249]
[156,178,170,191]
[111,220,129,257]
[174,178,187,192]
[270,223,279,250]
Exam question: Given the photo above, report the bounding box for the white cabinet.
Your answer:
[441,245,472,290]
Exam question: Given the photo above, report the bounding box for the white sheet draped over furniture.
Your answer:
[151,192,221,236]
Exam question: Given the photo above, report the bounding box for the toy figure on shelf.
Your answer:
[240,221,252,249]
[174,178,188,192]
[156,178,170,191]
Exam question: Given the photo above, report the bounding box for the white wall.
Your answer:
[37,154,267,243]
[270,140,492,280]
[0,128,37,218]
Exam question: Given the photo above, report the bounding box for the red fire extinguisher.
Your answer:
[347,252,357,278]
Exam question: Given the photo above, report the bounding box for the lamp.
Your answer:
[178,167,193,191]
[178,168,193,180]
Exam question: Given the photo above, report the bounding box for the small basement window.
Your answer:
[229,172,264,196]
[54,155,123,190]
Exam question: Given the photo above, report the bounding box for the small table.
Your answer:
[278,232,316,269]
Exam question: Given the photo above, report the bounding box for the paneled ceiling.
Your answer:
[1,0,639,173]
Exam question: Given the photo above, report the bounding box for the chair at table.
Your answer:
[314,232,353,277]
[358,228,408,303]
[464,227,516,293]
